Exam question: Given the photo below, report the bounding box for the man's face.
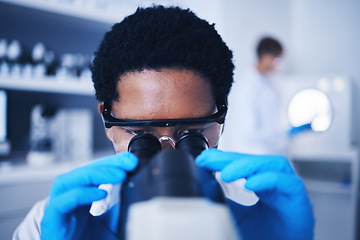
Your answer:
[101,68,218,153]
[259,53,283,73]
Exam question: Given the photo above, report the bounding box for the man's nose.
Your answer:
[159,136,176,150]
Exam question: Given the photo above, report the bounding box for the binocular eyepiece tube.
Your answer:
[128,132,209,164]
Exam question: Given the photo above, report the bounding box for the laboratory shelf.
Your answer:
[290,148,358,163]
[0,0,136,24]
[304,179,352,195]
[0,76,94,95]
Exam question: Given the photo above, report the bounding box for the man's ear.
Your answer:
[221,122,225,135]
[98,102,112,141]
[220,98,227,135]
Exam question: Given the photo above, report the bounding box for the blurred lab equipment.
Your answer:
[288,88,332,133]
[52,108,93,162]
[26,104,57,166]
[0,90,10,155]
[277,76,355,155]
[286,88,331,137]
[26,105,93,166]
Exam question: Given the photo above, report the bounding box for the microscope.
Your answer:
[118,132,239,240]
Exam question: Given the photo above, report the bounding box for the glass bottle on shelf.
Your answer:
[0,39,8,78]
[27,104,57,166]
[7,40,23,78]
[44,49,59,76]
[31,42,47,78]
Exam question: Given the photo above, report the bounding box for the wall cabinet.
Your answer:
[0,2,120,238]
[290,150,359,240]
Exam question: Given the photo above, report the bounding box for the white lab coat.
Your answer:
[13,179,258,239]
[219,67,288,155]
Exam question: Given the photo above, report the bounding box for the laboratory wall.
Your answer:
[215,0,360,147]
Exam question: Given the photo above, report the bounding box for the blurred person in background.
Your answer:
[13,6,314,240]
[222,37,310,155]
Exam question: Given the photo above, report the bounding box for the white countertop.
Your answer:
[0,151,112,185]
[0,161,90,185]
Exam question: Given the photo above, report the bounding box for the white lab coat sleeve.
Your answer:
[12,184,119,240]
[12,198,48,240]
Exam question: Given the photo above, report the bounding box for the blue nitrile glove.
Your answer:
[288,123,312,137]
[196,149,315,240]
[40,152,138,240]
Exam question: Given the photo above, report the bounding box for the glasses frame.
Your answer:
[102,99,228,128]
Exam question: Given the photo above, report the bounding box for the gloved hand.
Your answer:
[40,152,138,240]
[196,149,315,240]
[288,123,312,137]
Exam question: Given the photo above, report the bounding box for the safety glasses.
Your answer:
[102,99,228,128]
[102,100,227,152]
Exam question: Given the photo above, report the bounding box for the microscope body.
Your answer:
[119,133,239,240]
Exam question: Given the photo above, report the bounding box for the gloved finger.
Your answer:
[244,172,306,198]
[51,152,138,196]
[195,148,245,170]
[196,149,293,182]
[219,154,293,182]
[288,123,312,136]
[46,187,107,215]
[81,152,138,170]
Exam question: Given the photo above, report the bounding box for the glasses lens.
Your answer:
[108,122,222,152]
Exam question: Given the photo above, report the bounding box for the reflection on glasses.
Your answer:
[109,122,223,152]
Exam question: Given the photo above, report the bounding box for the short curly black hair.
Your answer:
[91,5,234,105]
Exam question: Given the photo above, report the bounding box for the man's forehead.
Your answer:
[112,69,216,119]
[117,69,214,101]
[119,68,208,88]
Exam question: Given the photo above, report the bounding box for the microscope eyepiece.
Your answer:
[128,134,161,171]
[176,132,209,158]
